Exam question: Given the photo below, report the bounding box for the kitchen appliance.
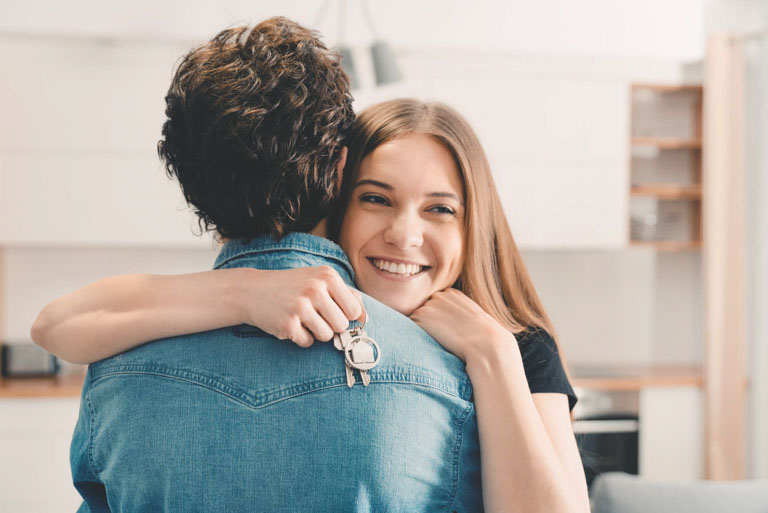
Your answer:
[572,388,640,491]
[1,342,59,377]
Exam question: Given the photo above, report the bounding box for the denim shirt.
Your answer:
[71,233,483,513]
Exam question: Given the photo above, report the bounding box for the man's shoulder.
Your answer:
[359,294,471,397]
[86,292,472,403]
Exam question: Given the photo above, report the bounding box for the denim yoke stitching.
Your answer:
[88,363,473,410]
[447,402,474,512]
[213,242,356,285]
[85,373,101,477]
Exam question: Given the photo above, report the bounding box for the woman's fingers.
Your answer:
[270,266,369,348]
[314,290,352,335]
[295,295,333,342]
[325,275,365,323]
[292,325,316,348]
[347,287,367,324]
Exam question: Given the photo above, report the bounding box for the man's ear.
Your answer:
[336,146,348,192]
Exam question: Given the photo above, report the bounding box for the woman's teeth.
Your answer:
[372,258,424,276]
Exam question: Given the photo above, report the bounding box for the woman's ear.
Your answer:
[336,146,348,192]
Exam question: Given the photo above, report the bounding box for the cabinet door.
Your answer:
[639,386,704,480]
[0,36,211,248]
[0,152,211,247]
[423,75,629,249]
[0,398,83,513]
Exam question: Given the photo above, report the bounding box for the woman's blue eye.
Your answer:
[360,194,389,205]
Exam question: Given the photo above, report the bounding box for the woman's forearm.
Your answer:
[31,269,254,364]
[466,340,589,513]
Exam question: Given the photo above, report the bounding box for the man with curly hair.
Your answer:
[68,17,481,513]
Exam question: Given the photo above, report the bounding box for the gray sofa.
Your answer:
[590,472,768,513]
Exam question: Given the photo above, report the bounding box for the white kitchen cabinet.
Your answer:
[0,36,211,248]
[0,151,212,248]
[0,398,83,513]
[422,74,630,250]
[639,386,704,480]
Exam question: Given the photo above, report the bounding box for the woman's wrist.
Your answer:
[465,328,521,380]
[225,267,263,326]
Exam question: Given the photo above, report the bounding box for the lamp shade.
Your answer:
[338,45,359,90]
[371,40,402,85]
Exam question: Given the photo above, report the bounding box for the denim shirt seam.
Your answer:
[213,244,355,283]
[215,235,347,262]
[84,370,101,477]
[448,402,475,512]
[89,363,471,407]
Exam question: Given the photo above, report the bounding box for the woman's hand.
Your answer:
[409,288,515,363]
[240,266,365,348]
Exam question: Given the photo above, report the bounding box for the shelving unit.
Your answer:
[631,137,702,149]
[629,83,704,250]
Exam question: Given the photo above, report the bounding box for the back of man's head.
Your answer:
[158,17,354,240]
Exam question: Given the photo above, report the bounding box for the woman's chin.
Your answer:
[371,292,427,318]
[390,302,419,317]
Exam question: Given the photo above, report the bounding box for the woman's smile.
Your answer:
[367,256,431,280]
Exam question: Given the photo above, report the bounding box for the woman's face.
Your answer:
[339,133,466,315]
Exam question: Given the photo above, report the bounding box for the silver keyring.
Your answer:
[344,338,380,371]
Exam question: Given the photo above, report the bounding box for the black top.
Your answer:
[517,328,578,411]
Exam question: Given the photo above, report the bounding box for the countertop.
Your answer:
[0,373,85,398]
[0,364,707,398]
[570,364,704,391]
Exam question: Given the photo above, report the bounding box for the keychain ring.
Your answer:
[344,338,380,371]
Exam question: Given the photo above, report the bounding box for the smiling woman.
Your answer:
[330,99,563,341]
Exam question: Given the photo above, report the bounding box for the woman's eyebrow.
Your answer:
[353,179,393,190]
[427,192,464,205]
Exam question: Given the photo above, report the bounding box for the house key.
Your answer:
[333,315,381,387]
[333,329,357,387]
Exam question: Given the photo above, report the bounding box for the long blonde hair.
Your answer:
[330,99,573,385]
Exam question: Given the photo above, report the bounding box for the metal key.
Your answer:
[333,330,358,387]
[344,360,356,387]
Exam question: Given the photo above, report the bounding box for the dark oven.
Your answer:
[572,388,640,491]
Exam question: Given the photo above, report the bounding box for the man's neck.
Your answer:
[309,218,328,238]
[216,218,329,244]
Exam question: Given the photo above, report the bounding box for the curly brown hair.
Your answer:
[158,17,354,240]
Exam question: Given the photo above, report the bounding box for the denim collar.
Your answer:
[213,232,355,285]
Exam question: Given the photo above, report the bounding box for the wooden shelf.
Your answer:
[630,184,702,199]
[631,83,703,94]
[632,137,702,149]
[629,240,702,251]
[0,373,85,398]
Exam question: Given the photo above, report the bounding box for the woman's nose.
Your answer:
[384,211,424,250]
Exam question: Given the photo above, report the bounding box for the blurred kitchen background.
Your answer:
[0,0,767,511]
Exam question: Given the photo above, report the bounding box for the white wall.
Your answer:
[1,247,219,342]
[0,0,705,59]
[745,35,768,479]
[744,22,768,482]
